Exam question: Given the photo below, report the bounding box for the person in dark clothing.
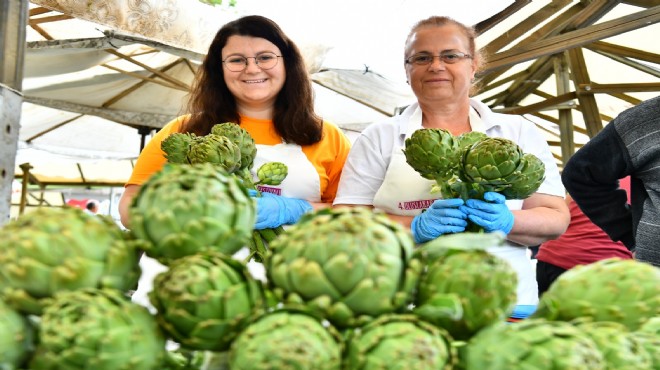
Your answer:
[561,96,660,267]
[536,177,633,296]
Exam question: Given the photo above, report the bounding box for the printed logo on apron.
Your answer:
[253,143,321,202]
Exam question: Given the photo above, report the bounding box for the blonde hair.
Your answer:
[405,16,483,72]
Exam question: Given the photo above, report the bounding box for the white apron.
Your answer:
[132,142,321,311]
[251,143,321,202]
[373,106,538,305]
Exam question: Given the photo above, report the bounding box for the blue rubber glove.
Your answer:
[251,192,312,230]
[410,198,468,244]
[460,192,514,234]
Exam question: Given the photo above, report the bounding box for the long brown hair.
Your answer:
[183,15,322,145]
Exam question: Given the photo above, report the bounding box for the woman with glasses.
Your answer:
[119,15,351,229]
[334,16,569,315]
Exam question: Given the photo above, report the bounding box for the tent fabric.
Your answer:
[30,0,230,54]
[15,0,660,188]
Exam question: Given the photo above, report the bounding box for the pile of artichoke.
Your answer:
[1,190,659,369]
[403,128,545,201]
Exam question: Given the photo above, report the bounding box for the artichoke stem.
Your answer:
[251,231,268,263]
[259,228,279,243]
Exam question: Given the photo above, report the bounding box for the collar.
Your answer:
[400,99,494,138]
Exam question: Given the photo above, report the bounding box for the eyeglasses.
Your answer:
[405,52,472,66]
[222,52,282,72]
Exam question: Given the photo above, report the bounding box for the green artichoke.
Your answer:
[532,258,660,330]
[29,288,166,370]
[160,349,207,370]
[0,299,33,369]
[456,131,488,148]
[344,314,456,370]
[500,153,545,199]
[162,132,196,164]
[255,162,288,186]
[211,122,257,170]
[0,207,140,315]
[413,232,517,340]
[266,207,421,328]
[187,134,242,173]
[631,332,660,370]
[403,128,458,182]
[639,317,660,335]
[465,319,605,370]
[460,137,544,199]
[129,163,255,264]
[228,310,342,370]
[149,251,266,351]
[576,321,652,370]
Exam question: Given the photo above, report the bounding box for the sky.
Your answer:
[232,0,515,82]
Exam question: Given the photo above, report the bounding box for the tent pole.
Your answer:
[19,163,32,215]
[0,0,28,224]
[138,126,153,152]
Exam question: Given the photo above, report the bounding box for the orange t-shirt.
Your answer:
[126,116,351,203]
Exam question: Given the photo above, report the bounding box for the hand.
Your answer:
[410,198,468,244]
[460,192,514,234]
[251,192,312,230]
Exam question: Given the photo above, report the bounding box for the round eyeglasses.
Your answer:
[222,52,282,72]
[405,52,472,66]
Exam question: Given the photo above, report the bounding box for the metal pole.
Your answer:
[0,0,28,224]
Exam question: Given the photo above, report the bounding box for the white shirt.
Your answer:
[334,99,564,207]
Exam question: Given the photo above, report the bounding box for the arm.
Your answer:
[333,203,415,227]
[561,123,634,247]
[333,126,392,207]
[507,193,570,246]
[118,185,140,229]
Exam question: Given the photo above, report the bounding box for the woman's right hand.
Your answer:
[410,198,467,244]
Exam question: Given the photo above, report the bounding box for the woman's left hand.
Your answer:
[460,192,514,234]
[250,191,313,229]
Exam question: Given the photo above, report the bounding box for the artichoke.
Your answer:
[255,162,288,186]
[0,299,33,369]
[162,132,196,164]
[0,207,140,315]
[266,207,421,328]
[456,131,488,151]
[29,288,166,370]
[187,134,241,173]
[532,258,660,330]
[465,319,605,370]
[211,122,257,170]
[228,310,342,370]
[460,137,544,199]
[129,163,255,264]
[500,153,545,199]
[160,349,208,370]
[631,332,660,370]
[149,251,266,351]
[576,321,652,370]
[639,317,660,335]
[344,314,456,370]
[413,232,517,340]
[403,128,458,182]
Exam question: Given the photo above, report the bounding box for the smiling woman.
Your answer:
[333,15,570,318]
[119,15,352,229]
